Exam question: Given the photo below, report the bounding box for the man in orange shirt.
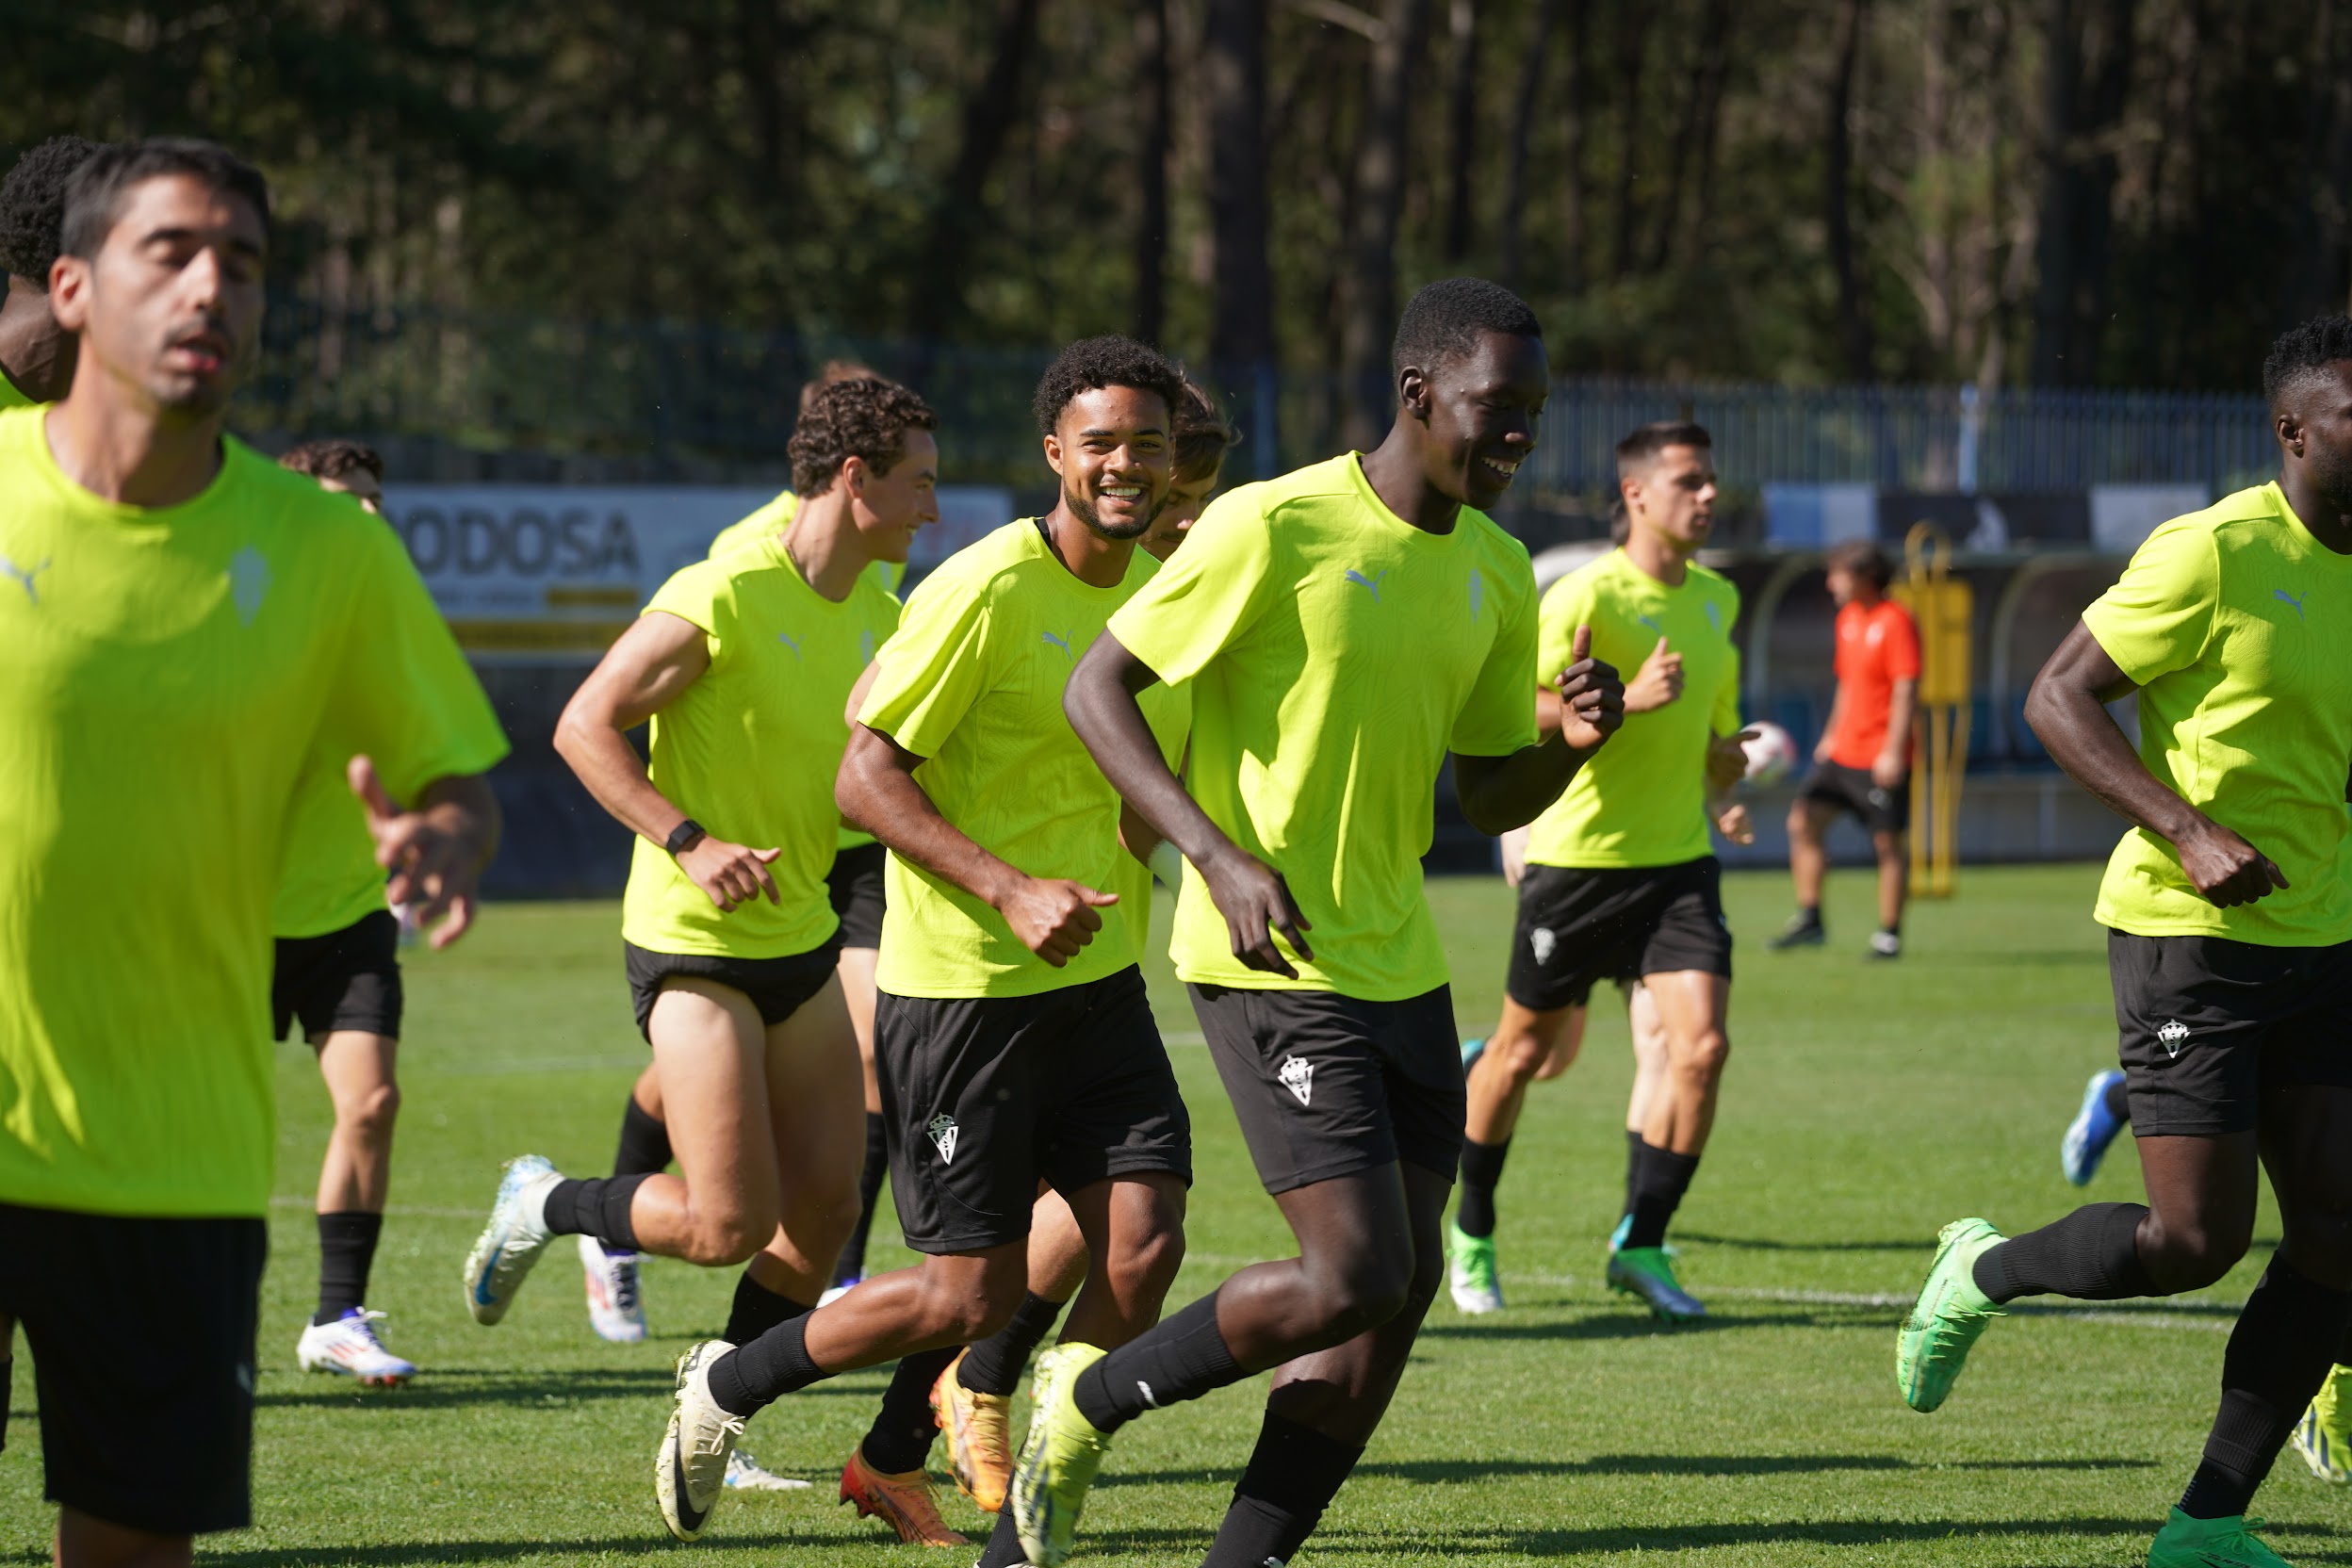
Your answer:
[1774,539,1919,957]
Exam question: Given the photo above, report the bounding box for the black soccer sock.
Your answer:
[958,1291,1066,1397]
[709,1314,825,1418]
[315,1210,384,1325]
[1794,904,1821,924]
[1455,1137,1510,1240]
[1200,1413,1366,1568]
[832,1112,890,1288]
[2177,1257,2352,1519]
[1971,1202,2154,1304]
[2102,1074,2131,1125]
[539,1174,648,1251]
[1621,1128,1645,1222]
[974,1505,1025,1568]
[722,1272,812,1348]
[862,1346,959,1475]
[1621,1140,1701,1250]
[612,1094,672,1182]
[1072,1290,1245,1434]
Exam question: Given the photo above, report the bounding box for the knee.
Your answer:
[679,1208,772,1268]
[1300,1253,1412,1342]
[2143,1215,2251,1290]
[1489,1028,1553,1088]
[1672,1028,1731,1084]
[2280,1204,2352,1288]
[337,1080,400,1145]
[917,1266,1022,1343]
[1103,1223,1185,1301]
[1786,804,1816,841]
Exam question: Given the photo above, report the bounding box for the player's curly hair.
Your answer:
[1031,335,1186,438]
[1172,375,1238,482]
[2262,315,2352,409]
[0,136,107,285]
[60,139,269,264]
[278,437,384,484]
[1391,277,1543,378]
[798,359,879,416]
[790,376,938,498]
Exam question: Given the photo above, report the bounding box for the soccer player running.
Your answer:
[1038,279,1625,1568]
[1772,538,1919,958]
[0,138,505,1568]
[0,136,105,408]
[1898,315,2352,1568]
[463,380,935,1399]
[1448,423,1752,1321]
[654,336,1195,1560]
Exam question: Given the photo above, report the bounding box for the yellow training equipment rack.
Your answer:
[1891,523,1971,898]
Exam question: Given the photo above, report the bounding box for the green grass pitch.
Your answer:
[7,864,2346,1565]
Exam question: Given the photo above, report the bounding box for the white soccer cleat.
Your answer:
[296,1308,416,1387]
[461,1153,561,1325]
[726,1446,812,1491]
[816,1279,858,1308]
[658,1339,743,1540]
[579,1233,647,1342]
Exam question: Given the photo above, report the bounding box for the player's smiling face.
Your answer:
[849,427,940,564]
[1417,330,1548,511]
[52,172,267,418]
[1046,384,1172,542]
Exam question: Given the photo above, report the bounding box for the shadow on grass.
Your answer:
[1674,1233,1935,1253]
[1417,1307,1878,1343]
[254,1365,875,1412]
[1101,1452,2157,1489]
[195,1530,848,1566]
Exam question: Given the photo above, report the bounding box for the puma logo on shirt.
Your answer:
[1345,568,1387,602]
[1,550,50,605]
[1041,629,1073,660]
[2275,588,2309,621]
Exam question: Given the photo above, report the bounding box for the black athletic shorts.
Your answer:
[0,1203,266,1534]
[1798,760,1910,837]
[271,907,402,1041]
[2109,930,2352,1137]
[1192,982,1464,1194]
[875,965,1191,1253]
[827,841,888,950]
[624,938,841,1042]
[1506,858,1733,1013]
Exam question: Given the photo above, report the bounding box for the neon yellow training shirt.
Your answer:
[2082,482,2352,946]
[858,519,1188,999]
[1525,549,1742,869]
[0,406,508,1218]
[1107,453,1542,1001]
[624,527,902,960]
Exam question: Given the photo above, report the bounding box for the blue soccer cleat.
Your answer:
[2062,1070,2129,1186]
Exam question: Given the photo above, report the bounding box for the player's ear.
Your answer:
[2277,408,2306,458]
[1396,367,1431,424]
[48,254,92,332]
[842,454,866,498]
[1042,428,1066,477]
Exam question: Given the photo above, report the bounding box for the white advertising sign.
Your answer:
[379,483,1015,658]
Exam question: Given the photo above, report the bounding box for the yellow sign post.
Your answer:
[1890,524,1972,898]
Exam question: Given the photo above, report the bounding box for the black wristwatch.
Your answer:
[664,819,707,858]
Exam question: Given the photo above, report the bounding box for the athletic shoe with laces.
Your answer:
[1011,1342,1117,1567]
[1607,1245,1705,1321]
[1896,1217,2007,1413]
[461,1153,561,1325]
[579,1233,646,1342]
[2294,1364,2352,1483]
[1769,912,1825,950]
[1446,1221,1504,1315]
[726,1447,812,1491]
[657,1339,742,1541]
[295,1307,416,1386]
[2145,1508,2293,1567]
[931,1347,1014,1511]
[2062,1069,2130,1187]
[1869,929,1903,959]
[839,1445,972,1546]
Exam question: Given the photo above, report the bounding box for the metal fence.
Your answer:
[247,299,2278,497]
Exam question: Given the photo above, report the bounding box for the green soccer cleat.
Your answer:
[2294,1364,2352,1483]
[1446,1222,1504,1315]
[2146,1508,2293,1567]
[1011,1342,1117,1567]
[1896,1217,2007,1413]
[1607,1245,1705,1322]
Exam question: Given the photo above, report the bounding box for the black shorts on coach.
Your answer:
[1798,760,1910,837]
[827,841,888,950]
[2109,930,2352,1136]
[1506,857,1733,1014]
[0,1203,267,1534]
[1193,983,1463,1194]
[875,964,1190,1254]
[624,937,841,1041]
[271,906,403,1040]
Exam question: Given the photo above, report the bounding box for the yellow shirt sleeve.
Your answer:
[2082,519,2217,687]
[859,572,995,760]
[1449,557,1540,757]
[645,559,732,660]
[1712,584,1745,737]
[1107,492,1277,684]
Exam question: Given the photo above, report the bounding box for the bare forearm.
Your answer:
[1066,645,1244,871]
[414,774,502,871]
[2025,681,2199,842]
[555,715,689,846]
[837,732,1027,907]
[1454,739,1588,837]
[1882,681,1917,760]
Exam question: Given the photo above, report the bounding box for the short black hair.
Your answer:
[59,138,270,264]
[2262,315,2352,410]
[279,437,384,485]
[1615,419,1711,477]
[1391,277,1543,378]
[790,376,938,498]
[0,136,107,285]
[1032,335,1185,438]
[1825,538,1894,590]
[1172,375,1238,482]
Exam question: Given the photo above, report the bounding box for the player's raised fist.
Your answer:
[678,836,782,913]
[1556,625,1625,752]
[999,876,1118,965]
[2176,818,2290,909]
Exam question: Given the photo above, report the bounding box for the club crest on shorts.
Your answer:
[1529,926,1557,965]
[927,1113,959,1164]
[1277,1054,1314,1107]
[2158,1020,2190,1059]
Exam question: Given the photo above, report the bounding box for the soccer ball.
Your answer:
[1740,722,1799,788]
